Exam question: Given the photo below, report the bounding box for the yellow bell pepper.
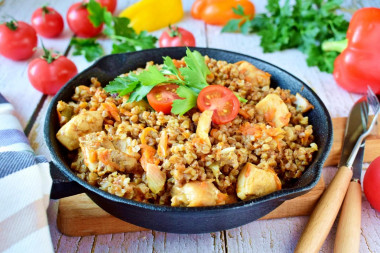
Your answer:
[119,0,184,32]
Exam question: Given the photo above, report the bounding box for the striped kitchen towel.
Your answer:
[0,94,53,253]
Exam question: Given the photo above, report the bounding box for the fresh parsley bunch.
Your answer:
[70,0,157,62]
[222,0,349,73]
[104,48,210,115]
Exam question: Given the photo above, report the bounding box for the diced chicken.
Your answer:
[56,111,103,151]
[193,110,213,153]
[146,163,166,194]
[171,181,227,207]
[220,147,239,169]
[236,61,271,87]
[237,163,282,200]
[79,132,138,175]
[295,93,314,113]
[255,94,290,128]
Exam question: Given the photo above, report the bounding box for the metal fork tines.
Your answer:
[346,87,380,168]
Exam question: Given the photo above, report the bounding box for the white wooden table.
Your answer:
[1,0,380,252]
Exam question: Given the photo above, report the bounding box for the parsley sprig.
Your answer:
[222,0,349,73]
[104,48,210,115]
[70,0,157,61]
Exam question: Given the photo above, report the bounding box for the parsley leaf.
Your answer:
[180,48,210,90]
[70,38,104,62]
[128,84,155,102]
[104,74,139,96]
[171,86,198,115]
[137,66,168,86]
[221,19,241,33]
[222,0,349,73]
[233,4,245,16]
[87,0,107,27]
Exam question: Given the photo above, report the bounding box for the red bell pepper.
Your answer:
[322,8,380,94]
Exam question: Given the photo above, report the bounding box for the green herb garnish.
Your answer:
[70,38,104,62]
[222,0,349,73]
[105,48,214,115]
[171,86,198,115]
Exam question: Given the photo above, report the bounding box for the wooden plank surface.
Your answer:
[1,0,379,252]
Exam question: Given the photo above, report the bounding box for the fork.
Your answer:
[295,87,379,253]
[345,87,380,168]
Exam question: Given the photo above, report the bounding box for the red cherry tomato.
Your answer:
[31,6,64,38]
[28,48,78,95]
[159,26,196,48]
[96,0,117,13]
[0,21,37,61]
[197,85,240,124]
[363,156,380,212]
[67,2,103,38]
[147,84,182,114]
[83,0,117,13]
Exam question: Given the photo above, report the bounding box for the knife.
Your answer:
[334,100,368,253]
[295,97,369,253]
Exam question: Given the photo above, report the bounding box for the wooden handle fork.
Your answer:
[334,180,362,253]
[294,166,353,253]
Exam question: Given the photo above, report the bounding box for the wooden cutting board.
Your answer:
[57,116,380,236]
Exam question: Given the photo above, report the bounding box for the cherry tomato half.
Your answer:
[363,156,380,212]
[197,85,240,124]
[31,6,64,38]
[67,2,103,38]
[28,51,78,95]
[159,26,196,48]
[0,21,37,61]
[147,84,182,114]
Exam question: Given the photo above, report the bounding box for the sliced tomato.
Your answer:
[197,85,240,124]
[147,84,181,114]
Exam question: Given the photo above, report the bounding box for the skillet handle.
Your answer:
[49,161,84,199]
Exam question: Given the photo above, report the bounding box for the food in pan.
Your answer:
[56,49,317,207]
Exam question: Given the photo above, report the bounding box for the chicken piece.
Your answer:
[237,163,282,200]
[193,110,213,153]
[220,147,239,169]
[171,181,227,207]
[295,93,314,113]
[79,132,137,175]
[146,163,166,194]
[236,61,271,87]
[255,94,290,128]
[56,111,103,151]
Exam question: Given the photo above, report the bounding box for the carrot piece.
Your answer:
[102,102,121,122]
[238,108,250,119]
[140,127,158,145]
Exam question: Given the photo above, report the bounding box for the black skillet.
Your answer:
[45,47,333,234]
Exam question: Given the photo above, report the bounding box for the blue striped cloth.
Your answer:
[0,94,53,253]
